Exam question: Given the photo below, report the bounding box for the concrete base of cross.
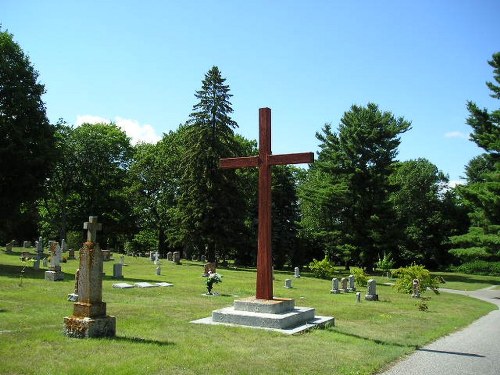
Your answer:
[63,315,116,338]
[192,297,334,334]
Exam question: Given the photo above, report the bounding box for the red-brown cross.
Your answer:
[220,108,314,300]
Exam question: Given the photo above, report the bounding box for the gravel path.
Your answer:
[378,286,500,375]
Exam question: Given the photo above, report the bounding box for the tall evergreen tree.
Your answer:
[178,66,246,262]
[450,52,500,264]
[0,29,56,241]
[300,103,411,271]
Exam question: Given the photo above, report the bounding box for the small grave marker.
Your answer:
[330,278,340,294]
[294,267,300,278]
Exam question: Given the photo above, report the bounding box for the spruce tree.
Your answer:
[178,66,246,262]
[450,52,500,265]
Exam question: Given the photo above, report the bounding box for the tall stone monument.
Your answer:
[64,216,116,338]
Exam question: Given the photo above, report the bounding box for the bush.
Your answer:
[350,267,368,287]
[66,231,83,250]
[454,261,500,276]
[376,252,395,277]
[393,264,441,295]
[308,257,336,280]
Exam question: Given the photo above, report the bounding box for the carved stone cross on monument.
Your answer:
[220,108,314,300]
[84,216,102,243]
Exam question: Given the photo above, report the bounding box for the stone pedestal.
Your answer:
[63,316,116,338]
[45,266,64,281]
[68,249,76,260]
[193,297,334,334]
[64,238,115,338]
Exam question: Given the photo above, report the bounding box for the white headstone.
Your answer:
[113,263,123,279]
[294,267,300,278]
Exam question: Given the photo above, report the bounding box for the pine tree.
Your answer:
[450,53,500,264]
[300,103,411,271]
[178,66,246,262]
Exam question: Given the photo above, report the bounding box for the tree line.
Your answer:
[1,28,498,272]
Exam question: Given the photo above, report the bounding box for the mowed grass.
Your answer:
[0,249,498,375]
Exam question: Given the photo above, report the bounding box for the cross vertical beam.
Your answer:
[257,108,273,300]
[220,108,314,300]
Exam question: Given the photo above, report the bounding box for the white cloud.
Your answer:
[444,131,468,139]
[448,180,465,188]
[75,115,161,145]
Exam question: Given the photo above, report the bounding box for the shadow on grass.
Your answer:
[0,264,47,280]
[333,329,418,348]
[105,335,175,347]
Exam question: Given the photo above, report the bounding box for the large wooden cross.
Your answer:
[83,216,102,243]
[220,108,314,300]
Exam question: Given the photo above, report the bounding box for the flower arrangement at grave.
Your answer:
[205,271,222,295]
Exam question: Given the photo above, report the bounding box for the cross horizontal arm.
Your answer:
[268,152,314,166]
[220,156,259,169]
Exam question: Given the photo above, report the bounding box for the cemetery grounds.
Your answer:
[0,249,499,375]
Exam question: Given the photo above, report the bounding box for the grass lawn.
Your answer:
[0,249,498,375]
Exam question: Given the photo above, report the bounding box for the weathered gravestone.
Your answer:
[348,274,356,292]
[113,263,123,279]
[5,241,13,254]
[172,251,180,264]
[33,237,44,270]
[166,251,173,261]
[365,279,379,301]
[284,279,292,288]
[341,277,349,293]
[45,242,64,281]
[101,250,111,261]
[61,239,68,252]
[68,248,76,260]
[64,216,116,338]
[194,108,334,333]
[330,278,340,294]
[294,267,300,278]
[23,241,31,248]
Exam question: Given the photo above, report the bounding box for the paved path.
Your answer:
[379,286,500,375]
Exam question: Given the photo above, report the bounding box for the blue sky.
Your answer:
[3,1,499,183]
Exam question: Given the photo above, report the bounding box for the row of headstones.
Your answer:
[331,277,379,301]
[149,251,181,264]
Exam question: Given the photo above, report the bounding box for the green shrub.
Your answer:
[308,257,336,279]
[454,261,500,276]
[393,264,440,295]
[66,231,83,250]
[350,267,368,287]
[376,252,395,277]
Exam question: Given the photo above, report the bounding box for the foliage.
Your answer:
[66,230,83,251]
[350,267,368,287]
[308,257,336,279]
[393,264,441,295]
[38,122,133,248]
[389,159,459,267]
[300,103,411,271]
[450,52,500,265]
[177,66,247,262]
[454,260,500,276]
[376,252,395,275]
[0,28,56,241]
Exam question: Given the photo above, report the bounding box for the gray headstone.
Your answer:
[166,252,173,261]
[284,279,292,288]
[113,263,123,279]
[348,274,356,292]
[356,291,361,303]
[365,279,379,301]
[172,251,180,264]
[330,278,340,294]
[156,265,161,275]
[200,254,206,262]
